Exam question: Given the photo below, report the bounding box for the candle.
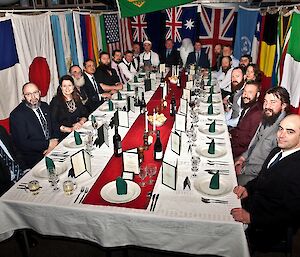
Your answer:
[145,109,148,132]
[153,108,156,131]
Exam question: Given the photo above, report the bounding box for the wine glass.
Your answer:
[147,164,157,185]
[190,109,199,127]
[48,168,59,191]
[139,166,148,187]
[85,130,94,156]
[91,119,98,137]
[191,129,198,146]
[189,100,195,110]
[191,156,201,177]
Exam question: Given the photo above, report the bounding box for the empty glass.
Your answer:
[48,168,59,191]
[85,131,94,154]
[147,164,157,185]
[139,166,148,187]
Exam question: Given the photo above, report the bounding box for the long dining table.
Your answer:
[0,72,250,257]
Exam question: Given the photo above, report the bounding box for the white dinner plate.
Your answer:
[99,103,114,112]
[119,90,135,96]
[100,181,141,204]
[32,161,68,179]
[198,109,221,116]
[195,145,227,158]
[63,137,85,148]
[204,87,220,94]
[200,96,221,104]
[194,176,233,196]
[198,125,226,135]
[82,120,103,130]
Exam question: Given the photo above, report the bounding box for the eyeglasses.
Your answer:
[24,91,40,97]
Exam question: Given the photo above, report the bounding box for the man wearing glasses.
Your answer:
[10,82,59,169]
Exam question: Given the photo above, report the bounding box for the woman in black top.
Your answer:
[50,75,88,140]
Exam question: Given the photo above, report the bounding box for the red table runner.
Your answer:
[83,76,183,209]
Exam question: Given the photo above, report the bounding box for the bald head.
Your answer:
[277,114,300,151]
[22,82,41,108]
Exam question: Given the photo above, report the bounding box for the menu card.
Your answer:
[123,148,140,174]
[175,113,187,132]
[162,160,178,190]
[179,98,188,115]
[71,149,92,178]
[171,131,181,155]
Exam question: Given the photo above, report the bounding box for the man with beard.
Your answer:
[179,38,194,67]
[224,67,246,128]
[230,81,262,158]
[95,52,123,93]
[83,59,111,113]
[69,65,88,105]
[222,45,239,67]
[118,50,138,82]
[111,49,127,84]
[212,43,222,71]
[234,87,290,185]
[239,54,252,72]
[216,56,234,93]
[132,42,141,71]
[10,83,59,169]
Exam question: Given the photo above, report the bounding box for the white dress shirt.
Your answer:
[139,50,160,67]
[217,67,233,92]
[118,58,137,82]
[267,147,300,168]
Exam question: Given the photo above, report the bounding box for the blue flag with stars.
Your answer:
[180,6,199,47]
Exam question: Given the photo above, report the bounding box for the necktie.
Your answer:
[0,144,23,181]
[196,52,200,64]
[237,108,247,126]
[117,65,125,84]
[166,50,170,58]
[92,76,99,94]
[36,108,49,140]
[269,152,283,169]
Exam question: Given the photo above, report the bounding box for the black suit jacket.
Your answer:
[9,101,57,169]
[185,49,210,68]
[82,73,104,113]
[244,147,300,229]
[159,48,181,67]
[0,126,17,195]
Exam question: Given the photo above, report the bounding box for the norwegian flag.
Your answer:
[131,14,148,42]
[199,6,236,66]
[166,7,183,44]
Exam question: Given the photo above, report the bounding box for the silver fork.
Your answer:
[79,187,89,203]
[201,197,228,204]
[74,187,84,203]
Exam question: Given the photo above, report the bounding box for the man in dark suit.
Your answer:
[82,59,112,113]
[230,81,262,158]
[159,39,181,67]
[10,83,59,169]
[185,39,210,68]
[231,114,300,249]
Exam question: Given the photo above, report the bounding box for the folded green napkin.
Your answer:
[116,177,127,195]
[208,139,215,154]
[117,91,122,100]
[134,76,138,83]
[45,156,55,171]
[108,99,114,111]
[207,94,213,104]
[209,171,220,189]
[209,120,216,133]
[74,131,82,145]
[208,104,214,115]
[209,85,214,94]
[127,83,131,91]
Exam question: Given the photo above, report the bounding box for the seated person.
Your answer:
[50,75,88,140]
[95,52,123,93]
[185,39,210,69]
[222,45,239,67]
[0,125,27,195]
[212,43,222,71]
[231,114,300,252]
[235,87,290,185]
[10,82,59,169]
[230,81,262,158]
[69,65,88,105]
[118,50,138,82]
[245,63,261,82]
[139,40,160,70]
[82,59,111,113]
[159,39,181,67]
[224,67,246,128]
[239,54,252,71]
[215,56,234,93]
[179,38,194,67]
[111,49,127,84]
[132,42,141,71]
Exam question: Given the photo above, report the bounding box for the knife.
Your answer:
[152,194,160,212]
[150,194,156,211]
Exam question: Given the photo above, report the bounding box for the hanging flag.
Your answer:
[65,12,79,66]
[117,0,193,18]
[0,18,21,128]
[233,6,259,60]
[100,13,121,55]
[120,17,133,52]
[131,14,148,43]
[275,13,292,86]
[80,14,89,61]
[91,15,100,66]
[165,7,183,46]
[199,6,236,66]
[73,12,84,67]
[251,13,262,64]
[180,6,199,46]
[259,13,278,94]
[281,12,300,110]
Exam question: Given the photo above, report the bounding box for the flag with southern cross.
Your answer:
[180,6,199,46]
[199,6,236,66]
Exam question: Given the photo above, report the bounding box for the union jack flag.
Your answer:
[199,6,236,66]
[131,14,148,42]
[166,7,183,43]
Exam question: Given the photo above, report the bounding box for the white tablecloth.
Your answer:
[0,79,250,257]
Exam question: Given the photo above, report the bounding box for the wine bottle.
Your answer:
[160,72,165,87]
[170,93,176,116]
[113,125,122,157]
[154,130,163,160]
[140,92,146,114]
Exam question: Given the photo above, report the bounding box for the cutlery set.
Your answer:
[149,194,159,212]
[49,151,69,162]
[74,186,89,203]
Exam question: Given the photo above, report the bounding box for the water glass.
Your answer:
[48,168,59,191]
[85,131,94,154]
[63,180,76,195]
[28,180,40,195]
[191,156,201,177]
[147,164,157,185]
